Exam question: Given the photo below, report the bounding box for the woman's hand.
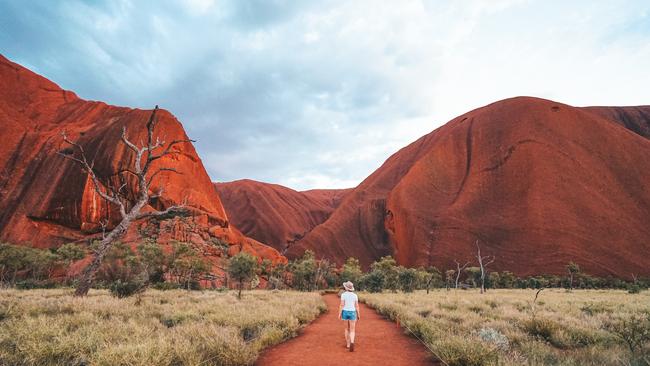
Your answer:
[338,312,342,320]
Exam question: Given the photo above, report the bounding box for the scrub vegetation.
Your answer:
[362,289,650,366]
[0,289,325,366]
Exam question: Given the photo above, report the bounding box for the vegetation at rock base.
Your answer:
[3,241,650,296]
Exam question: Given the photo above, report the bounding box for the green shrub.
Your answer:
[340,257,362,284]
[627,284,642,294]
[152,282,181,291]
[523,317,559,344]
[604,312,650,355]
[398,267,417,292]
[108,278,147,298]
[229,252,259,298]
[360,270,385,293]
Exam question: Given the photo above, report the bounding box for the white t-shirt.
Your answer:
[341,291,358,311]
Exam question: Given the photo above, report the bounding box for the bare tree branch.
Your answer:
[57,106,195,297]
[147,167,181,190]
[99,219,108,239]
[58,131,127,218]
[476,240,495,294]
[144,138,195,170]
[136,204,188,220]
[454,259,470,289]
[120,127,140,154]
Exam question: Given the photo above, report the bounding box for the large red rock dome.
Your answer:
[0,54,284,266]
[286,97,650,279]
[215,179,350,253]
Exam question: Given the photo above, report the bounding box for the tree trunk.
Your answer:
[74,215,132,296]
[238,280,242,300]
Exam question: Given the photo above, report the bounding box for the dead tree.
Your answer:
[58,106,191,296]
[475,240,495,294]
[454,260,470,289]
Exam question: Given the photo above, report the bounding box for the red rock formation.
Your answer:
[215,179,350,252]
[0,54,284,271]
[288,97,650,278]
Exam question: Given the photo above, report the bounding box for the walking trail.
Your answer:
[256,294,437,366]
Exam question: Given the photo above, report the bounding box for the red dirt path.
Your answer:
[256,294,437,366]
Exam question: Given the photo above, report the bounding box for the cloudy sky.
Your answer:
[2,1,650,190]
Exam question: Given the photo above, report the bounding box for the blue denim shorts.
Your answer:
[341,310,357,320]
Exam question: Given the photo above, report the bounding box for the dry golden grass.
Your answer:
[362,289,650,366]
[0,289,325,366]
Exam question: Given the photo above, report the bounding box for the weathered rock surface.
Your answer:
[0,54,285,273]
[287,97,650,278]
[215,179,350,252]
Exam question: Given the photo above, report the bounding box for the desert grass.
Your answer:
[0,289,326,366]
[362,289,650,366]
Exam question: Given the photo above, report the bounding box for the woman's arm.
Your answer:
[338,297,344,319]
[355,299,360,320]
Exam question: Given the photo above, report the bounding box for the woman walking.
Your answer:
[338,281,360,351]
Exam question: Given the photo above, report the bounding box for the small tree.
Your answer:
[168,243,209,290]
[314,258,335,290]
[475,240,495,294]
[290,250,318,291]
[360,270,384,293]
[137,241,166,284]
[371,256,399,292]
[58,106,191,296]
[28,250,59,281]
[566,262,580,291]
[56,243,86,283]
[228,252,258,299]
[268,262,287,290]
[0,244,29,286]
[340,257,363,284]
[427,266,443,293]
[398,267,417,292]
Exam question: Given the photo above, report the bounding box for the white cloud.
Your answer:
[2,0,650,190]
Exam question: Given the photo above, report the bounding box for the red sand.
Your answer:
[256,294,436,366]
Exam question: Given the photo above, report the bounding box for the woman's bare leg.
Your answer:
[349,320,357,344]
[345,321,350,347]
